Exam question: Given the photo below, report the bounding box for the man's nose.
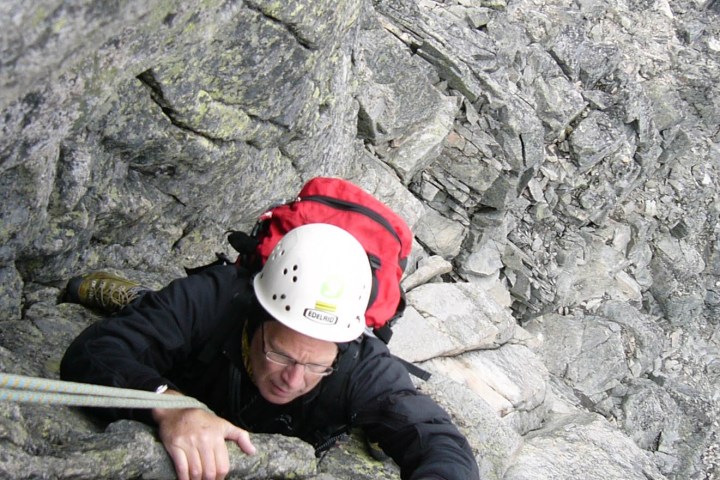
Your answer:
[282,363,306,389]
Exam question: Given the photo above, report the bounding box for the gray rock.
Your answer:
[400,255,453,291]
[504,412,667,480]
[413,205,467,259]
[568,110,628,172]
[427,345,550,435]
[520,45,588,142]
[553,230,644,309]
[0,396,318,479]
[0,266,23,322]
[56,421,315,480]
[390,306,458,362]
[392,282,516,362]
[317,431,401,480]
[599,301,666,377]
[458,238,505,277]
[619,378,684,474]
[525,313,632,406]
[2,0,720,478]
[348,151,426,231]
[383,94,458,184]
[419,371,522,480]
[354,22,451,149]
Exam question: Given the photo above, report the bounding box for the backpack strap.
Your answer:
[370,291,430,381]
[392,355,431,381]
[184,252,235,276]
[373,324,393,344]
[227,230,261,270]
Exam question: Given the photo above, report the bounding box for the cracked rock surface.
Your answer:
[1,0,719,479]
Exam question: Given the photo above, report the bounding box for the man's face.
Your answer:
[249,321,338,404]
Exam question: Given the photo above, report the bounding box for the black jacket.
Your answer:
[60,265,480,480]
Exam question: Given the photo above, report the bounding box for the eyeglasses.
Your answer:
[260,323,335,376]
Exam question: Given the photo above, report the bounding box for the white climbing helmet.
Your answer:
[253,223,372,343]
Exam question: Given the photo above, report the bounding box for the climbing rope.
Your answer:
[0,373,210,411]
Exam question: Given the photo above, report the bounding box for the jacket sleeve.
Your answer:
[346,338,480,480]
[59,265,245,420]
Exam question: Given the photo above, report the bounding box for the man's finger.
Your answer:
[226,425,256,455]
[167,446,190,480]
[213,441,230,480]
[185,446,203,480]
[197,443,217,480]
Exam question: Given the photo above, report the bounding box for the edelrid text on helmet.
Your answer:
[253,223,372,343]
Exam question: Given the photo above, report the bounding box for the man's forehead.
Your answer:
[264,321,337,353]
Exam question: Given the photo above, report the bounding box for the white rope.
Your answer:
[0,373,210,411]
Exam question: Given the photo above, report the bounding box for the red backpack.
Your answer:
[228,177,413,343]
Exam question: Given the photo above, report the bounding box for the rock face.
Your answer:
[1,0,719,479]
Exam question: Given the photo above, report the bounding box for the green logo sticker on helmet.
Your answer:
[320,275,345,299]
[315,300,337,312]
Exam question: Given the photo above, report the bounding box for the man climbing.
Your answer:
[61,223,480,480]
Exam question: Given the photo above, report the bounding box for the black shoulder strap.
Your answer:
[372,288,407,344]
[392,354,431,381]
[184,252,235,276]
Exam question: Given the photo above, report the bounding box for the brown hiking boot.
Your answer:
[65,272,148,313]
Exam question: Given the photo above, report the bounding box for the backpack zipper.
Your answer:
[298,195,404,248]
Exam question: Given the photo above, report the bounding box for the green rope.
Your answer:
[0,373,210,411]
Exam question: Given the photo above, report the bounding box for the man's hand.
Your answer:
[152,392,256,480]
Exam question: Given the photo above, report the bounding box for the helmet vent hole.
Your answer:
[285,305,291,311]
[293,265,298,271]
[280,294,286,299]
[292,276,298,282]
[283,268,288,275]
[272,294,278,300]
